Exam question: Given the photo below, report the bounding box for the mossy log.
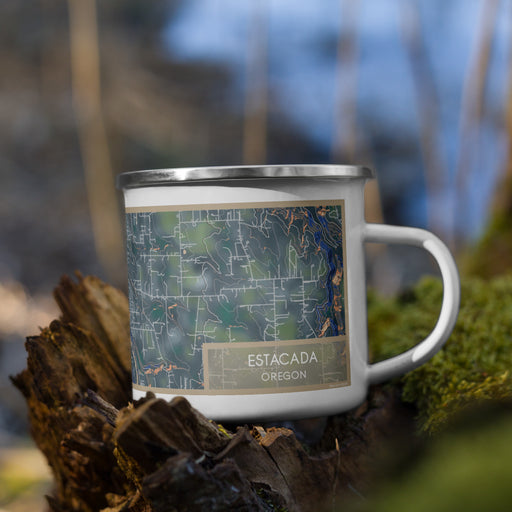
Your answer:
[12,274,415,512]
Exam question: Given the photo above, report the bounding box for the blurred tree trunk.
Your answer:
[400,0,448,242]
[454,0,500,251]
[331,0,359,165]
[68,0,125,286]
[463,39,512,278]
[243,0,268,165]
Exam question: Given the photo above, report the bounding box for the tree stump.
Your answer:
[11,274,415,512]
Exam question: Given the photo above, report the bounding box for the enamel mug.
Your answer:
[117,165,460,421]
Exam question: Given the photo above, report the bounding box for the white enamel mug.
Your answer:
[117,165,460,421]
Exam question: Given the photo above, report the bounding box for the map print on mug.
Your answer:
[126,201,350,395]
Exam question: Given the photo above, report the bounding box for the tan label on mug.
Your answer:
[203,337,349,394]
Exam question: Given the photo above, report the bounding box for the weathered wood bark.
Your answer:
[11,273,415,512]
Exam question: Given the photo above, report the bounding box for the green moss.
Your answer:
[368,275,512,434]
[352,408,512,512]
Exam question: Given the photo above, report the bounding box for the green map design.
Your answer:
[126,203,347,390]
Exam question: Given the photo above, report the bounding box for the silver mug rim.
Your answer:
[116,164,375,189]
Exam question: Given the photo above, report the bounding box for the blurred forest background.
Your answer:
[1,0,512,509]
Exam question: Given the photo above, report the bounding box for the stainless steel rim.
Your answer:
[116,164,375,189]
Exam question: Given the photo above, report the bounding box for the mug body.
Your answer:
[118,165,373,421]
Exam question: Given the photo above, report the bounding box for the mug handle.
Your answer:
[363,223,460,384]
